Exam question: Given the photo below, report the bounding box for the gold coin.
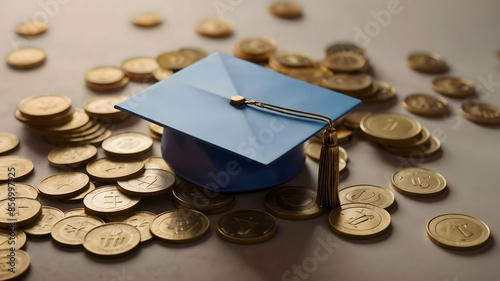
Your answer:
[360,112,422,144]
[0,133,19,155]
[336,126,353,144]
[173,199,235,215]
[15,107,74,127]
[85,66,125,85]
[86,157,145,182]
[38,172,90,199]
[0,183,38,200]
[51,215,104,247]
[38,109,90,134]
[0,249,30,280]
[326,42,365,56]
[86,76,129,92]
[363,81,396,103]
[119,211,156,242]
[270,51,315,69]
[321,74,374,98]
[460,101,500,125]
[234,37,277,62]
[264,186,325,220]
[173,181,234,211]
[144,157,174,174]
[117,169,176,197]
[84,95,127,120]
[83,186,140,217]
[86,129,112,145]
[283,67,333,85]
[0,198,42,228]
[16,20,47,36]
[407,52,448,74]
[195,18,233,38]
[305,141,348,163]
[131,12,163,27]
[22,206,64,237]
[329,203,391,239]
[18,95,72,119]
[383,135,441,158]
[269,1,302,18]
[0,228,26,250]
[64,208,87,217]
[431,77,475,98]
[217,209,277,244]
[122,57,158,81]
[343,111,372,130]
[426,214,490,250]
[148,122,164,135]
[391,167,446,197]
[83,223,141,257]
[150,209,210,243]
[339,185,395,210]
[385,127,431,149]
[321,51,367,73]
[402,93,449,116]
[62,182,96,202]
[153,67,173,81]
[179,47,208,60]
[48,144,97,169]
[6,47,46,69]
[102,132,153,157]
[156,50,200,71]
[0,156,34,182]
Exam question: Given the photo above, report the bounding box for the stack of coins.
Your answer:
[122,57,158,82]
[85,66,130,92]
[172,181,235,215]
[84,96,129,121]
[148,122,163,140]
[131,12,163,27]
[194,18,233,38]
[234,37,277,63]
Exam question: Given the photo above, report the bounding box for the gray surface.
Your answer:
[1,0,500,280]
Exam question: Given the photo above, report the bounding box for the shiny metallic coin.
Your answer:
[265,186,325,220]
[326,42,365,56]
[431,77,475,98]
[328,203,391,239]
[122,57,158,81]
[0,198,42,227]
[339,185,395,210]
[173,181,234,211]
[0,249,30,280]
[173,199,235,215]
[117,169,176,197]
[16,20,47,36]
[153,67,173,81]
[0,133,19,155]
[391,167,446,197]
[427,214,490,250]
[51,215,104,247]
[131,12,163,27]
[83,186,140,217]
[83,223,141,257]
[407,52,448,74]
[385,127,431,149]
[6,47,46,69]
[269,1,302,18]
[284,67,333,85]
[336,126,354,144]
[0,228,26,250]
[383,135,441,158]
[22,206,64,237]
[360,113,422,145]
[18,95,72,119]
[62,182,96,202]
[321,51,367,73]
[217,209,277,244]
[148,122,164,136]
[363,81,396,103]
[402,93,449,116]
[270,51,315,69]
[86,157,145,183]
[64,208,87,217]
[84,96,127,120]
[144,157,174,173]
[102,132,153,158]
[48,144,97,169]
[38,172,90,199]
[37,109,90,134]
[86,129,112,146]
[321,74,374,98]
[195,18,233,38]
[0,183,38,200]
[157,50,201,71]
[343,111,372,130]
[118,211,156,243]
[305,141,348,163]
[85,66,125,85]
[460,101,500,125]
[86,76,129,92]
[0,156,34,182]
[150,209,210,243]
[234,37,277,62]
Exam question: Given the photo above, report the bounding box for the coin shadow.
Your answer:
[83,246,142,264]
[334,226,393,244]
[442,235,495,256]
[51,240,87,254]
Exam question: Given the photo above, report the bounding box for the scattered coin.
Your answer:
[62,182,96,202]
[22,206,64,237]
[328,203,391,239]
[48,144,97,169]
[383,135,441,158]
[102,132,153,158]
[402,93,449,116]
[131,12,163,27]
[85,66,129,92]
[84,96,128,121]
[51,215,104,247]
[460,101,500,125]
[360,112,422,145]
[156,50,201,71]
[119,211,156,242]
[6,47,46,69]
[64,208,87,217]
[305,141,348,163]
[144,157,174,173]
[0,183,38,200]
[0,133,19,155]
[321,51,367,73]
[83,223,141,257]
[0,228,26,250]
[149,122,163,140]
[431,77,475,98]
[0,156,34,182]
[195,18,233,38]
[426,214,490,250]
[153,67,174,81]
[16,20,47,36]
[18,95,72,119]
[0,198,42,227]
[385,127,431,149]
[217,209,277,244]
[326,42,365,56]
[269,1,302,18]
[173,181,234,211]
[343,111,372,130]
[234,37,277,62]
[0,249,30,280]
[283,67,333,85]
[122,57,158,81]
[407,52,448,74]
[270,51,315,69]
[83,185,140,217]
[117,169,176,197]
[38,172,90,199]
[363,81,396,103]
[173,199,235,215]
[265,186,325,220]
[321,74,374,99]
[339,185,395,210]
[86,157,145,183]
[150,209,210,243]
[391,167,447,197]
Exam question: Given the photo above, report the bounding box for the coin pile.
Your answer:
[85,66,130,92]
[172,181,235,215]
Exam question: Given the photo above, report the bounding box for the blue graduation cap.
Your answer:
[116,53,360,193]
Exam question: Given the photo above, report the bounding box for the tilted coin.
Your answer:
[48,144,97,169]
[16,20,47,36]
[85,66,125,85]
[0,133,19,155]
[144,157,174,174]
[83,223,141,257]
[321,51,367,73]
[22,206,64,237]
[0,156,34,182]
[265,186,325,220]
[86,157,145,183]
[407,52,448,74]
[122,57,158,81]
[391,167,446,197]
[217,209,277,244]
[18,95,72,119]
[363,81,396,103]
[0,198,42,228]
[64,208,87,217]
[328,203,391,239]
[305,141,348,163]
[460,101,500,125]
[156,50,201,71]
[427,214,490,250]
[321,74,374,98]
[0,249,30,280]
[117,169,176,197]
[131,12,163,27]
[402,93,449,116]
[270,51,315,69]
[83,186,140,217]
[119,211,156,242]
[269,1,302,18]
[62,182,96,202]
[173,181,235,211]
[150,209,210,243]
[153,67,173,81]
[234,37,277,62]
[0,228,26,250]
[343,111,372,130]
[326,42,365,56]
[431,77,475,98]
[38,172,90,199]
[360,112,422,144]
[102,132,153,157]
[51,215,104,247]
[339,185,395,210]
[84,96,128,120]
[0,183,38,200]
[383,135,441,158]
[6,47,46,69]
[195,18,233,38]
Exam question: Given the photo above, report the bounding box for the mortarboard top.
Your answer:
[116,52,361,192]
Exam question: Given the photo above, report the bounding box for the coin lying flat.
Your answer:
[122,57,158,81]
[153,67,173,81]
[150,209,210,243]
[16,20,47,36]
[383,135,441,158]
[84,186,140,217]
[0,198,42,228]
[407,52,448,74]
[265,186,325,220]
[156,50,201,71]
[217,210,277,244]
[38,172,90,199]
[102,132,153,158]
[363,81,396,103]
[321,51,367,73]
[83,223,141,257]
[269,1,302,18]
[321,74,374,99]
[305,141,348,163]
[84,96,128,121]
[339,185,395,210]
[131,12,163,27]
[48,144,98,169]
[343,111,372,130]
[64,208,87,217]
[118,211,156,242]
[86,157,145,183]
[360,113,422,145]
[62,182,96,202]
[270,51,315,69]
[460,101,500,125]
[328,203,391,239]
[85,66,125,85]
[0,156,34,183]
[0,249,30,280]
[234,37,277,62]
[51,215,104,247]
[6,47,46,69]
[326,42,365,56]
[0,229,26,250]
[18,95,72,119]
[0,133,19,155]
[22,206,64,237]
[173,181,234,211]
[0,183,38,200]
[426,214,490,250]
[431,77,475,98]
[402,93,449,116]
[117,169,176,197]
[391,167,446,197]
[144,157,174,173]
[195,18,233,38]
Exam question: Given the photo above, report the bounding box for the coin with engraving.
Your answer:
[85,66,125,85]
[363,81,396,103]
[326,42,365,56]
[150,209,210,243]
[0,198,42,228]
[265,186,325,220]
[321,51,367,73]
[6,47,46,69]
[460,101,500,125]
[391,167,446,197]
[270,51,315,69]
[407,52,448,74]
[234,37,277,62]
[62,182,96,202]
[86,157,145,183]
[16,20,47,36]
[328,203,391,239]
[402,93,449,116]
[22,206,64,237]
[321,74,374,98]
[83,223,141,257]
[431,77,475,98]
[173,181,235,211]
[0,156,34,182]
[119,211,155,242]
[149,123,164,136]
[269,1,302,18]
[84,96,128,120]
[153,67,173,81]
[18,95,72,119]
[339,185,395,210]
[48,144,97,169]
[0,228,26,250]
[195,18,233,38]
[156,50,201,71]
[51,215,104,247]
[122,57,158,81]
[385,127,431,149]
[117,169,175,197]
[83,186,140,217]
[360,113,422,144]
[0,183,38,200]
[0,249,30,280]
[305,141,348,163]
[217,209,277,244]
[0,133,19,155]
[426,214,490,250]
[102,132,153,158]
[64,208,92,218]
[38,172,90,199]
[131,12,163,27]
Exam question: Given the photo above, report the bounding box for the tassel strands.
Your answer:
[316,126,340,208]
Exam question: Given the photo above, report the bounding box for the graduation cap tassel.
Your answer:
[230,96,340,208]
